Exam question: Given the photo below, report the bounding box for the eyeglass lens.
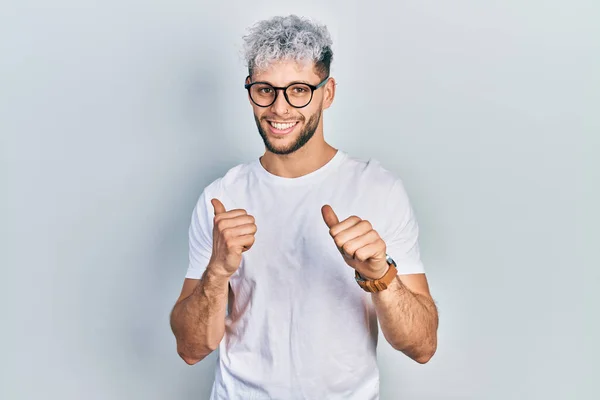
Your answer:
[249,83,313,107]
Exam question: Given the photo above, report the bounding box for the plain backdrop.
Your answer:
[1,1,598,399]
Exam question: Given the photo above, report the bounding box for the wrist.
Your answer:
[205,263,232,282]
[358,265,390,281]
[355,255,398,293]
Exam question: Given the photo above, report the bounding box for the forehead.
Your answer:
[252,60,320,85]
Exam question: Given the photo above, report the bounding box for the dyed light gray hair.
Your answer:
[242,15,333,79]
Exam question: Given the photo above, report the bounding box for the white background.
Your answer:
[2,0,598,399]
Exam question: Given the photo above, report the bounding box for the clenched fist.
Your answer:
[321,204,389,280]
[209,198,257,278]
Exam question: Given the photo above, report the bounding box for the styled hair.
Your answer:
[242,15,333,80]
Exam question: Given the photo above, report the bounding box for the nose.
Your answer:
[270,88,290,115]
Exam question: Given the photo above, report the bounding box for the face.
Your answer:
[247,60,335,155]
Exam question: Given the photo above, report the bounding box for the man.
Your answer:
[170,14,438,400]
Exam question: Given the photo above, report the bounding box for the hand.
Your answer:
[321,205,389,280]
[209,198,257,278]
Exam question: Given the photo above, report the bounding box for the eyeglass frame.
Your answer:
[244,75,330,108]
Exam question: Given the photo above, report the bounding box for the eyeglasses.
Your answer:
[244,76,330,108]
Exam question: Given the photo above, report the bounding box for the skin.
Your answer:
[170,59,438,365]
[248,60,339,179]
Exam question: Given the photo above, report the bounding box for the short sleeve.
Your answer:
[186,189,215,279]
[384,179,426,275]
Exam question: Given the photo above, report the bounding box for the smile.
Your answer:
[268,121,298,130]
[267,120,299,135]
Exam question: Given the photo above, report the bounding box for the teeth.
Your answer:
[270,121,296,130]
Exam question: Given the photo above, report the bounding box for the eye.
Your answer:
[259,87,273,94]
[292,87,307,93]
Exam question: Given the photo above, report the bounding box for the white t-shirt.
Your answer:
[186,149,425,400]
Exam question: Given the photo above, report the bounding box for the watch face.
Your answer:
[386,254,397,267]
[354,271,366,282]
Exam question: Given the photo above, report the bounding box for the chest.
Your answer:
[226,182,388,293]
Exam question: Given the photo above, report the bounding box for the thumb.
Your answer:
[321,204,339,229]
[211,198,226,216]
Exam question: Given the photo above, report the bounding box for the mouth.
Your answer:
[267,120,299,135]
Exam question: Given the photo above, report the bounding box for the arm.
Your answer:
[170,266,230,365]
[171,194,256,366]
[321,177,437,363]
[372,273,438,363]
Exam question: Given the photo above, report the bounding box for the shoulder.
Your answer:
[341,152,404,194]
[194,159,256,208]
[339,152,416,231]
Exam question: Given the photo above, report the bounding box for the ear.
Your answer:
[245,75,253,104]
[322,77,336,110]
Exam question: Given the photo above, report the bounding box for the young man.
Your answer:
[170,15,438,400]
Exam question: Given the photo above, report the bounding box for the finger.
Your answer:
[224,222,257,238]
[211,198,226,216]
[349,236,384,262]
[215,215,255,231]
[329,215,363,237]
[333,220,373,249]
[232,234,256,252]
[214,209,250,223]
[321,205,339,229]
[340,230,380,259]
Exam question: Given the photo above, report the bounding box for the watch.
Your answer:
[355,254,397,293]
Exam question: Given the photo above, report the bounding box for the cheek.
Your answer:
[252,107,266,120]
[302,108,319,123]
[305,100,323,117]
[297,112,308,122]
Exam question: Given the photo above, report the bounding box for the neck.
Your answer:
[260,139,338,179]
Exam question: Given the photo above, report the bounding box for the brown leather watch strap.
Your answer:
[355,264,397,293]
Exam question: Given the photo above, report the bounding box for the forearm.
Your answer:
[170,265,229,364]
[372,276,438,363]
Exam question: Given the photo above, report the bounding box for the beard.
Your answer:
[254,110,322,155]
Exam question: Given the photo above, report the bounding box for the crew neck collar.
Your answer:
[253,149,347,186]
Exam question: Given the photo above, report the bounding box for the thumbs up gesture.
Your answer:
[321,205,389,280]
[209,198,257,278]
